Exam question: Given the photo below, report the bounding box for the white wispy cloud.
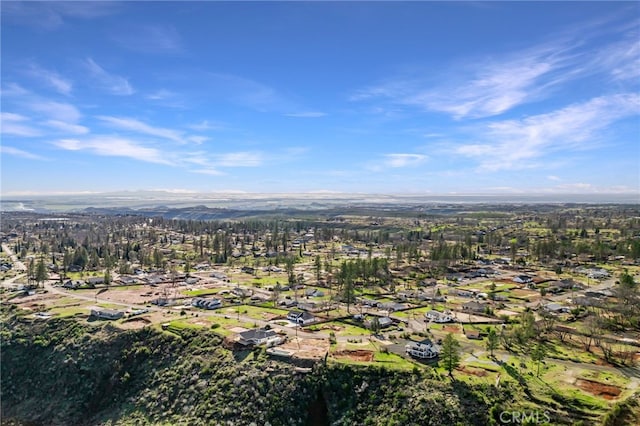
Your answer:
[25,100,82,123]
[44,120,89,135]
[2,1,120,30]
[84,58,134,95]
[0,145,46,160]
[592,35,640,82]
[192,168,225,176]
[97,116,183,142]
[187,136,209,144]
[146,89,176,100]
[1,83,29,97]
[187,120,224,131]
[0,112,41,137]
[384,153,428,168]
[203,73,295,113]
[26,64,73,95]
[112,24,182,53]
[53,136,170,165]
[365,153,428,172]
[285,111,327,118]
[353,46,572,119]
[352,21,639,119]
[214,151,263,167]
[454,93,640,171]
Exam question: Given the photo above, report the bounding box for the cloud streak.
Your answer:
[53,136,171,165]
[97,116,183,143]
[112,24,182,53]
[26,64,73,95]
[85,58,134,95]
[352,22,639,119]
[454,93,640,171]
[384,153,428,168]
[0,146,46,160]
[2,1,120,30]
[44,120,89,135]
[1,112,41,137]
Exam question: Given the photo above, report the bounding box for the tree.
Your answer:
[531,340,548,376]
[314,255,322,283]
[27,259,35,286]
[104,268,112,285]
[486,327,499,357]
[369,316,381,336]
[184,259,191,276]
[35,257,48,287]
[440,332,461,377]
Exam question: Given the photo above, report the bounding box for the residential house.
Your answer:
[119,276,138,285]
[238,328,284,347]
[210,271,228,280]
[63,280,84,289]
[379,302,408,312]
[87,276,105,286]
[305,289,325,297]
[365,316,394,329]
[451,289,474,298]
[278,299,297,308]
[462,300,489,313]
[465,329,482,340]
[543,303,571,314]
[90,308,123,320]
[192,297,222,310]
[287,310,315,325]
[513,275,533,284]
[406,339,440,359]
[297,301,323,312]
[425,310,453,323]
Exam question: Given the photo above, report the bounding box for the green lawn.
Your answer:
[182,288,222,297]
[220,304,288,321]
[392,306,436,319]
[310,320,370,337]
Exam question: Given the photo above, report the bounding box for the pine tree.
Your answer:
[486,327,499,357]
[35,257,48,287]
[531,340,547,376]
[441,332,461,377]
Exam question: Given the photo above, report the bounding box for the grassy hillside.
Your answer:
[1,307,623,426]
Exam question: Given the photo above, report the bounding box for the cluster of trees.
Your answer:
[334,258,391,312]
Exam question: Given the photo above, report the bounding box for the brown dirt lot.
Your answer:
[119,317,151,330]
[333,350,374,362]
[575,378,622,400]
[458,366,488,377]
[279,337,329,360]
[443,325,462,333]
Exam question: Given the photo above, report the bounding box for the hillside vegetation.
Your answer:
[2,311,514,426]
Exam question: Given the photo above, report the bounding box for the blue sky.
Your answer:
[1,1,639,196]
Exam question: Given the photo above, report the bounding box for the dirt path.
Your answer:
[1,243,26,271]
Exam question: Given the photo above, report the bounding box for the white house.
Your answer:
[238,328,284,347]
[90,308,124,320]
[287,310,315,325]
[513,275,533,284]
[425,310,453,323]
[191,297,222,310]
[406,339,440,359]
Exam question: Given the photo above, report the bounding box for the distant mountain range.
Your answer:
[1,190,638,213]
